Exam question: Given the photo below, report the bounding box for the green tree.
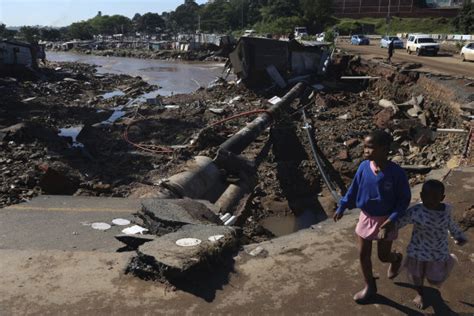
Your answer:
[19,26,41,43]
[301,0,334,32]
[260,0,301,22]
[40,28,61,41]
[170,0,201,32]
[453,0,474,33]
[68,21,95,40]
[200,0,233,32]
[134,13,165,34]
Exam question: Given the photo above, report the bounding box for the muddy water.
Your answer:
[47,52,226,96]
[260,199,328,237]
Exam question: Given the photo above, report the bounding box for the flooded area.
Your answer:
[47,52,226,96]
[260,208,327,237]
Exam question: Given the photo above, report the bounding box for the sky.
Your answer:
[0,0,207,27]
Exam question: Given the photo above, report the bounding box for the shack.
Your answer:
[228,37,330,87]
[0,40,39,71]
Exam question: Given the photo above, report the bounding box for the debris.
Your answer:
[115,234,155,248]
[340,76,380,80]
[209,108,225,114]
[378,99,399,113]
[268,96,282,105]
[208,235,225,242]
[266,65,287,88]
[374,108,395,128]
[91,222,112,231]
[122,225,149,235]
[337,113,352,120]
[248,246,267,257]
[224,215,237,226]
[436,128,468,134]
[21,97,37,103]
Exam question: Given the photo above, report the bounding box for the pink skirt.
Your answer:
[404,254,457,285]
[355,211,398,241]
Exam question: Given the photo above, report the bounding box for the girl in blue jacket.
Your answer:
[334,130,411,303]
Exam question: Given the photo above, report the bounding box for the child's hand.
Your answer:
[378,227,388,239]
[333,212,343,222]
[380,219,395,231]
[455,238,467,246]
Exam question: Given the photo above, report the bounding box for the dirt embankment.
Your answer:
[0,57,470,239]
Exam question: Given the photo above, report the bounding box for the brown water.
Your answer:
[47,52,226,96]
[260,199,328,237]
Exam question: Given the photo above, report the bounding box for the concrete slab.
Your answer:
[140,198,221,227]
[130,224,238,279]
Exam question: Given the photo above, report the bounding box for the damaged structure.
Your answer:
[0,40,44,71]
[228,37,331,87]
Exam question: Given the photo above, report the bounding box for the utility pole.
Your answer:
[241,0,244,30]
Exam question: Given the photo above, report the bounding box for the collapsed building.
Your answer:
[0,40,45,74]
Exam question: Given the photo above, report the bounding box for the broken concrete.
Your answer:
[127,224,238,280]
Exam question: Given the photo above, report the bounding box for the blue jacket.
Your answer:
[336,160,411,221]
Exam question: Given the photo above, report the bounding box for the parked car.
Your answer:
[380,36,404,48]
[351,35,370,45]
[406,34,439,56]
[461,42,474,62]
[243,29,256,37]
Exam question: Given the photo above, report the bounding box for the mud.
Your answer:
[0,56,471,243]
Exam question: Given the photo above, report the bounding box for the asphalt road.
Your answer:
[339,42,474,78]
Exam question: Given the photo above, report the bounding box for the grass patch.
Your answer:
[333,17,455,35]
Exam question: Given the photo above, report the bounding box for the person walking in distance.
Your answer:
[388,40,395,63]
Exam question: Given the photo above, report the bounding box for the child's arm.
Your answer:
[379,206,415,239]
[447,209,467,245]
[387,168,411,222]
[333,163,365,221]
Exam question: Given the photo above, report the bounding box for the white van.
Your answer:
[406,34,440,56]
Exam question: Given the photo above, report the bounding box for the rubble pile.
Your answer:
[0,57,470,235]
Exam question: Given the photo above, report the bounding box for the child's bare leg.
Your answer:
[354,236,377,302]
[377,240,403,279]
[412,276,425,309]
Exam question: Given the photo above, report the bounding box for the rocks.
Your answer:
[374,108,395,129]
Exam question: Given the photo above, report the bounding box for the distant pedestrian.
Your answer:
[388,40,395,63]
[333,130,411,303]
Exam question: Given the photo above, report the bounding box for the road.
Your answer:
[339,42,474,78]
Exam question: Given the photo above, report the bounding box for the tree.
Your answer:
[19,26,40,43]
[453,0,473,33]
[134,13,165,34]
[0,24,16,39]
[40,28,61,41]
[301,0,334,32]
[200,0,233,32]
[260,0,301,22]
[68,21,95,40]
[170,0,201,32]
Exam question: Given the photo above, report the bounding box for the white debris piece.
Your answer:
[122,225,149,235]
[268,96,282,105]
[208,235,225,242]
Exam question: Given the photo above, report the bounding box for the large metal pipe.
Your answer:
[220,82,307,154]
[161,156,222,199]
